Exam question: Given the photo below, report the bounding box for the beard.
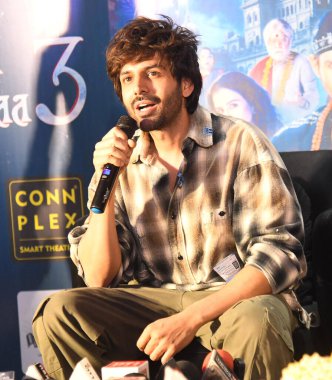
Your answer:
[132,84,184,132]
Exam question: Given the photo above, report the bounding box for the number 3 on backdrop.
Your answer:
[35,36,87,126]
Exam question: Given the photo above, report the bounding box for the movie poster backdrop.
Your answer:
[0,0,331,376]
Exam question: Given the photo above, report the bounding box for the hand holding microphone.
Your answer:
[91,115,137,214]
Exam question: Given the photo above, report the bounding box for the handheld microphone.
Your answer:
[90,115,137,214]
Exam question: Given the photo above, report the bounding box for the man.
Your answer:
[249,18,319,124]
[33,16,307,380]
[272,11,332,152]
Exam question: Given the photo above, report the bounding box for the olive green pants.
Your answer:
[32,286,297,380]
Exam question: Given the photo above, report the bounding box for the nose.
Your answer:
[133,74,149,96]
[273,33,288,48]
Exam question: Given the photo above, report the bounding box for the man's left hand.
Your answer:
[136,312,198,364]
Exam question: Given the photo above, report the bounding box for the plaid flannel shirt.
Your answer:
[69,106,306,301]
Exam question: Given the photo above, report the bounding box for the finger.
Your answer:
[140,132,151,159]
[102,125,130,140]
[143,338,159,357]
[148,342,168,362]
[93,139,130,169]
[160,346,176,365]
[100,127,133,153]
[136,329,151,352]
[92,147,119,170]
[128,138,136,149]
[104,135,130,154]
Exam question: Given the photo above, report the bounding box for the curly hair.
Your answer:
[106,15,202,114]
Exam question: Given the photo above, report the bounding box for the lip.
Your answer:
[134,100,158,116]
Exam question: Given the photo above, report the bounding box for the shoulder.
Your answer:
[249,56,270,76]
[210,111,287,171]
[291,52,313,68]
[292,52,309,62]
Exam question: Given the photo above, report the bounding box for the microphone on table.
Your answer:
[202,349,245,380]
[23,363,55,380]
[90,115,137,214]
[101,360,149,379]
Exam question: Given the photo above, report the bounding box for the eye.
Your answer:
[147,70,160,78]
[227,101,239,110]
[120,75,132,85]
[325,61,332,70]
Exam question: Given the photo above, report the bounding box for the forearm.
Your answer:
[78,194,122,287]
[182,265,272,330]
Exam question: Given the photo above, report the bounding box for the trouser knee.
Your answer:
[33,290,80,330]
[211,295,295,380]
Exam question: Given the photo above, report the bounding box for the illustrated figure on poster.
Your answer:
[198,47,228,109]
[249,18,320,124]
[208,71,282,138]
[272,11,332,152]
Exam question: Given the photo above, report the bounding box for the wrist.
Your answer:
[182,302,208,330]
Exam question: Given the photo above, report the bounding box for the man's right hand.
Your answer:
[93,126,136,174]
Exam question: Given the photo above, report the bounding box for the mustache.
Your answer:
[131,95,160,107]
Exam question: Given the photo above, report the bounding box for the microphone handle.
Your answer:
[90,115,137,214]
[90,163,120,214]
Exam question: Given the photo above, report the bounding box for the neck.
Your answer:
[150,110,191,156]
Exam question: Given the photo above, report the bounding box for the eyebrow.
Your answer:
[120,63,166,78]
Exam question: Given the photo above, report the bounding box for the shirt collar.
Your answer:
[186,106,214,148]
[131,106,215,164]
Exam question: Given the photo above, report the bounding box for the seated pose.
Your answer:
[33,16,308,380]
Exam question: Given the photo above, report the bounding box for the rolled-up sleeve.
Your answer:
[233,160,307,294]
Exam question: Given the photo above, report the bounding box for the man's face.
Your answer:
[265,27,291,62]
[316,50,332,97]
[119,56,189,132]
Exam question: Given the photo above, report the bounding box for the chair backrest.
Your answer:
[280,150,332,219]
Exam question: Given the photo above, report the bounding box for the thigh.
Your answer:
[196,294,296,352]
[34,286,183,345]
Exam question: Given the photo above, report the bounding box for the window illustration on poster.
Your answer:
[0,0,332,377]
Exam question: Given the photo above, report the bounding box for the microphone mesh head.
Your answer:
[118,115,137,127]
[176,360,201,380]
[117,115,137,138]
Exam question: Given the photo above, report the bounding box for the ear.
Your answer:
[181,78,194,98]
[308,54,321,78]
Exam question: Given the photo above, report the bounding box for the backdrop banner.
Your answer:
[0,0,331,377]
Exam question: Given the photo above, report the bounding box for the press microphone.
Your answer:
[24,363,55,380]
[155,358,201,380]
[202,349,239,380]
[91,115,137,214]
[101,360,149,379]
[69,358,101,379]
